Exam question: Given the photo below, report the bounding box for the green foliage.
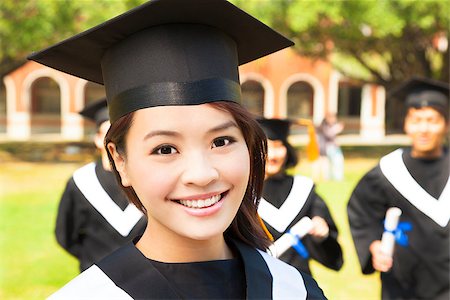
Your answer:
[231,0,449,88]
[2,0,448,87]
[0,0,147,77]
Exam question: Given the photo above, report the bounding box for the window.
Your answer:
[287,81,314,119]
[337,82,361,117]
[241,80,264,116]
[337,81,362,134]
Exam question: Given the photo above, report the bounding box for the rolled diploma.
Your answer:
[269,216,313,258]
[380,207,402,257]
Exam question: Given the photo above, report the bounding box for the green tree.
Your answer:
[0,0,147,78]
[232,0,449,89]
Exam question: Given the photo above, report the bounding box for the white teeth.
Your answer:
[179,194,222,208]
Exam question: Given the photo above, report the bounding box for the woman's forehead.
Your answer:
[130,104,238,134]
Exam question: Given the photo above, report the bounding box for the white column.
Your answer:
[4,76,30,140]
[360,84,385,140]
[62,112,83,140]
[328,71,341,116]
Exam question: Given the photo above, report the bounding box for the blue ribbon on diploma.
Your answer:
[288,230,309,259]
[383,221,413,247]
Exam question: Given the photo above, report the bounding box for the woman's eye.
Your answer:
[212,137,235,148]
[152,145,177,155]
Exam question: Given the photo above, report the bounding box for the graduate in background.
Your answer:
[257,118,343,275]
[316,113,345,181]
[55,98,147,272]
[347,77,449,300]
[30,0,326,298]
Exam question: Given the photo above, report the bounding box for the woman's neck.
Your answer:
[136,224,233,263]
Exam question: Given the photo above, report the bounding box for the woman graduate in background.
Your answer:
[257,118,343,276]
[55,98,146,272]
[29,0,326,299]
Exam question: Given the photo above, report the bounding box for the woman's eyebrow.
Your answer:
[143,121,238,141]
[208,121,238,133]
[143,130,179,141]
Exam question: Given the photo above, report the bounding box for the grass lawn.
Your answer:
[1,157,382,299]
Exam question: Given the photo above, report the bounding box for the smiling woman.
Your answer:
[106,103,267,255]
[28,0,326,299]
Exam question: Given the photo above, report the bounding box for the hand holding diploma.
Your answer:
[381,207,402,257]
[309,216,330,242]
[369,207,403,272]
[370,240,393,272]
[269,216,313,258]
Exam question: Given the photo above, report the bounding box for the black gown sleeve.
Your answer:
[280,187,343,272]
[303,189,343,271]
[54,177,85,259]
[347,166,389,274]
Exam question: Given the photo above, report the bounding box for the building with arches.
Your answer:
[1,48,404,145]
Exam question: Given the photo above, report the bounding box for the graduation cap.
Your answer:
[79,98,109,127]
[389,77,449,119]
[257,118,291,141]
[257,117,320,162]
[27,0,294,123]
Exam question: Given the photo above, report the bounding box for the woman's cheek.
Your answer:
[225,149,250,181]
[129,160,174,198]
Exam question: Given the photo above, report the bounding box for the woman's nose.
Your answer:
[181,152,219,186]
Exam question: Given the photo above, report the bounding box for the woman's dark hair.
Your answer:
[105,101,272,250]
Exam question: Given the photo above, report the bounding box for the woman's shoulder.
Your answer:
[257,250,327,299]
[47,265,132,300]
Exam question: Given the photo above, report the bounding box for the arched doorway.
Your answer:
[83,82,106,138]
[241,80,264,116]
[286,81,314,135]
[0,81,6,133]
[287,81,314,119]
[30,77,61,134]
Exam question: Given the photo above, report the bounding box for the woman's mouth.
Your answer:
[176,193,225,209]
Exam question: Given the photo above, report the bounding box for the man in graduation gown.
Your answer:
[55,98,147,271]
[347,77,450,299]
[258,118,343,275]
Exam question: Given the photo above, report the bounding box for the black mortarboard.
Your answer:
[27,0,293,123]
[79,98,109,127]
[389,77,449,118]
[257,118,292,141]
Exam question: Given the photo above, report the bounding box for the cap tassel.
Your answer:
[296,119,320,162]
[258,213,274,242]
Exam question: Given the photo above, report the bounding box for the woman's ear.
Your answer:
[107,142,131,187]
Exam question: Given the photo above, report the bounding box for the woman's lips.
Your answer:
[173,192,228,217]
[178,193,222,209]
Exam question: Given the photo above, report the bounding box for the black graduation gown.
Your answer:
[347,148,450,300]
[47,238,327,299]
[55,161,147,271]
[259,174,343,275]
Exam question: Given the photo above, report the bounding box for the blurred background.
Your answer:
[0,0,448,299]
